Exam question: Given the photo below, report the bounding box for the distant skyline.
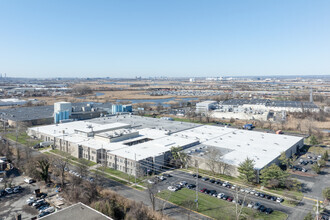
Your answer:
[0,0,329,78]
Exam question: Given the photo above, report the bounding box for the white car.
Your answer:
[276,197,284,203]
[26,197,35,204]
[250,190,256,195]
[168,186,178,192]
[42,206,55,213]
[247,202,254,208]
[5,188,13,194]
[217,193,224,199]
[232,185,236,190]
[147,179,155,184]
[24,178,34,184]
[179,181,187,186]
[240,188,245,192]
[159,176,166,181]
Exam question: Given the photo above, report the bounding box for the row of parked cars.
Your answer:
[0,186,24,197]
[168,181,274,215]
[147,173,172,184]
[26,197,55,218]
[68,169,94,182]
[192,173,284,203]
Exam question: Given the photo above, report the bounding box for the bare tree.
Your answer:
[52,157,68,187]
[232,188,248,220]
[146,183,158,211]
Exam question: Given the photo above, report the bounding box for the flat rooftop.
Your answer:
[112,136,199,161]
[40,202,112,220]
[178,125,303,169]
[89,115,201,134]
[30,115,304,168]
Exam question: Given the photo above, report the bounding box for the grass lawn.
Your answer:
[5,132,39,146]
[91,170,129,185]
[265,188,303,201]
[308,146,329,155]
[158,188,287,220]
[96,166,139,182]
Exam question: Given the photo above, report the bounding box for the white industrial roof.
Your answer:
[177,125,303,169]
[30,117,303,169]
[112,136,198,161]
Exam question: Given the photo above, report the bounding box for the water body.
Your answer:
[77,92,105,99]
[115,97,199,107]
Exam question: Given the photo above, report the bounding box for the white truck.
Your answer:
[34,141,53,149]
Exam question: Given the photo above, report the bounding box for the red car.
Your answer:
[227,196,233,202]
[200,188,207,193]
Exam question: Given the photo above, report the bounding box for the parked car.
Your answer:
[253,202,261,210]
[259,205,267,212]
[200,188,207,193]
[168,186,178,192]
[187,184,196,189]
[179,181,187,186]
[147,179,155,184]
[192,173,201,178]
[215,179,222,184]
[38,211,50,218]
[158,176,166,181]
[247,201,254,208]
[26,197,36,205]
[43,206,55,213]
[276,197,284,203]
[265,208,273,214]
[227,196,234,202]
[163,173,172,177]
[209,190,217,196]
[222,195,229,200]
[217,193,225,199]
[24,178,34,184]
[0,190,6,197]
[270,196,277,201]
[201,177,209,181]
[209,179,215,183]
[5,188,13,194]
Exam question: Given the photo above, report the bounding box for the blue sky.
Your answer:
[0,0,329,78]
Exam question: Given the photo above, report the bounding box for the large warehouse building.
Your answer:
[28,115,304,177]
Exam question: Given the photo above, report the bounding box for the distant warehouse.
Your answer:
[28,115,304,177]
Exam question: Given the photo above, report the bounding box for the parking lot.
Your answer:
[0,173,69,219]
[147,170,291,216]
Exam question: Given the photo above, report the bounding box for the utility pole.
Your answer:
[316,198,319,220]
[195,159,199,211]
[134,153,137,185]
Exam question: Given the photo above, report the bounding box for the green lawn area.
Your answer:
[96,166,139,182]
[49,149,97,167]
[5,132,39,146]
[158,188,287,220]
[308,146,328,155]
[91,170,129,185]
[264,188,303,201]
